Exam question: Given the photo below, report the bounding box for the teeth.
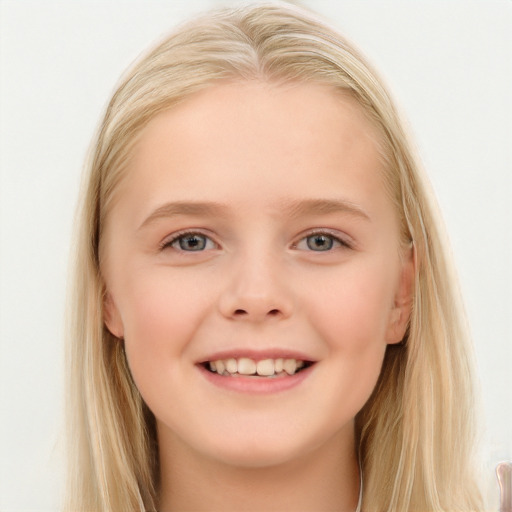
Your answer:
[283,359,297,375]
[206,357,308,377]
[216,360,226,374]
[225,358,237,374]
[256,359,274,376]
[238,357,256,375]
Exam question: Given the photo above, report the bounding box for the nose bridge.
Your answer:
[219,242,292,321]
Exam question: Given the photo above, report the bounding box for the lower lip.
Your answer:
[197,364,314,394]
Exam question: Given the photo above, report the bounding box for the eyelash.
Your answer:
[159,230,217,252]
[159,230,352,253]
[293,230,352,252]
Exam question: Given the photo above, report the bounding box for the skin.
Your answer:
[102,81,414,511]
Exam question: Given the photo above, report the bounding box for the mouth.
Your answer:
[200,357,315,378]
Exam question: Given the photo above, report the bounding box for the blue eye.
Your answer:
[306,234,335,251]
[296,233,347,252]
[165,233,215,252]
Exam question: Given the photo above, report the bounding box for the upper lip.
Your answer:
[197,349,317,364]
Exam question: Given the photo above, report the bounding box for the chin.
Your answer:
[210,444,303,470]
[198,425,322,470]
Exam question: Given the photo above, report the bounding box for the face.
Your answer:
[102,81,413,469]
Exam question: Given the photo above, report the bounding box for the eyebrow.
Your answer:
[138,198,370,230]
[282,198,371,221]
[139,201,229,230]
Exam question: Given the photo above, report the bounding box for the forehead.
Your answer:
[135,81,380,163]
[109,80,391,226]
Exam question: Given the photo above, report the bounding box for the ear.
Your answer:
[386,244,415,345]
[103,291,124,339]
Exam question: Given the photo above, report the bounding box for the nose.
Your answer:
[218,251,293,322]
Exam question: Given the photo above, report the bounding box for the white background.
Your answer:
[0,1,510,510]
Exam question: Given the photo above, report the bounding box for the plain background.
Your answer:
[0,1,510,510]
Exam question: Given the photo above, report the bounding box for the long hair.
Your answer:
[66,2,483,510]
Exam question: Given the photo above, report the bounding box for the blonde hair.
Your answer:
[66,2,483,510]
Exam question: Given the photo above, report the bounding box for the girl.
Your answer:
[66,2,483,510]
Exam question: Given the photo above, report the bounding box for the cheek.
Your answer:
[115,269,214,389]
[298,259,396,415]
[305,259,397,351]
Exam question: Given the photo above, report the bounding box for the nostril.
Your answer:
[234,309,248,316]
[268,309,280,316]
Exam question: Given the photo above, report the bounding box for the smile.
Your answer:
[204,357,313,377]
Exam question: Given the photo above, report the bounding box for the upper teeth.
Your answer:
[208,357,306,377]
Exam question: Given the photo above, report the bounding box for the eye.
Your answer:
[295,232,349,252]
[162,232,216,252]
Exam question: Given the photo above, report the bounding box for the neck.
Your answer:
[158,429,360,512]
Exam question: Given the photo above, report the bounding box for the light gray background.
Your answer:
[1,1,510,510]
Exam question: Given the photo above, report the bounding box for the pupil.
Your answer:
[307,234,333,251]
